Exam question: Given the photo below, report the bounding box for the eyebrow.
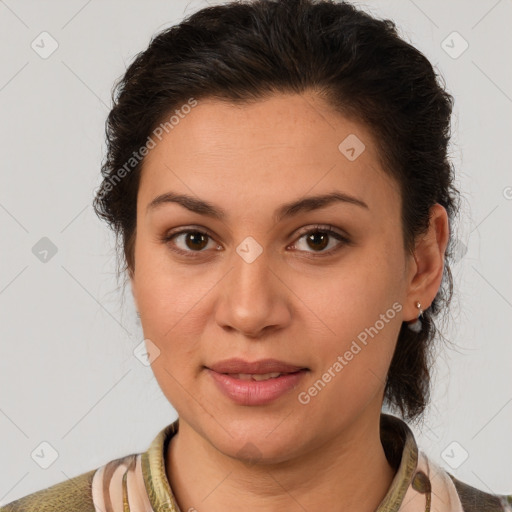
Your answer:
[146,190,369,222]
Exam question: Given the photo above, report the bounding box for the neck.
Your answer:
[166,409,396,512]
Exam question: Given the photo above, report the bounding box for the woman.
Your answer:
[2,0,510,510]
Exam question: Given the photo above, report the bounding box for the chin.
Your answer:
[205,418,308,466]
[222,437,302,466]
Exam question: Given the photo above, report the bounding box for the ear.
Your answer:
[403,203,450,321]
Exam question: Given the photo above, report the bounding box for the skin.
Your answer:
[130,92,449,512]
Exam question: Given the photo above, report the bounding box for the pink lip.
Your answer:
[205,358,308,406]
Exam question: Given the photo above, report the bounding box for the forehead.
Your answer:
[144,93,374,165]
[138,93,399,219]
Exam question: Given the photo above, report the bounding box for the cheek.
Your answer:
[296,246,404,409]
[301,246,404,336]
[132,256,211,402]
[133,238,207,332]
[134,256,208,409]
[298,300,401,424]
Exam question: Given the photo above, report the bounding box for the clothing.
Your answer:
[1,414,510,511]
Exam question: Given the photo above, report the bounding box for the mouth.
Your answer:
[227,372,291,381]
[207,357,308,375]
[205,359,309,405]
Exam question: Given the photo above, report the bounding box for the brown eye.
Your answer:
[291,225,351,256]
[305,231,329,252]
[183,231,209,251]
[162,229,218,255]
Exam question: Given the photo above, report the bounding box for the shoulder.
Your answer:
[0,423,176,512]
[389,414,512,512]
[447,472,512,512]
[0,469,97,512]
[407,445,511,512]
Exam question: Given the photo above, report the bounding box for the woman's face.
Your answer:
[131,92,417,462]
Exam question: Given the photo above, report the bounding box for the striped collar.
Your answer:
[139,413,425,512]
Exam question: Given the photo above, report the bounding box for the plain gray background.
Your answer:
[1,0,511,505]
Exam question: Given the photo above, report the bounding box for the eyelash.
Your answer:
[160,224,352,259]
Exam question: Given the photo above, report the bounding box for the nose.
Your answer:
[214,248,292,339]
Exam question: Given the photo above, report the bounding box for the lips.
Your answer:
[206,358,308,405]
[234,372,282,381]
[207,358,306,375]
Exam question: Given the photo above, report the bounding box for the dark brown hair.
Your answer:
[93,0,460,421]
